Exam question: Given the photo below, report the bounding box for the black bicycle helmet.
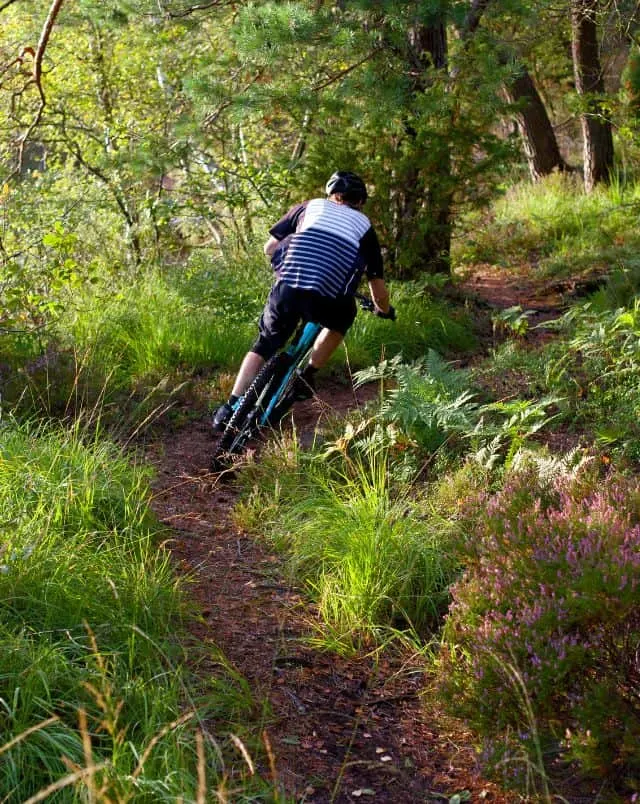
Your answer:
[325,171,368,203]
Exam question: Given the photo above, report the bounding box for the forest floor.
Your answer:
[145,267,579,803]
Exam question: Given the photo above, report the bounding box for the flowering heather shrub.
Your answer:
[439,467,640,782]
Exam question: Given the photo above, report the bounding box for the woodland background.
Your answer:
[1,1,640,801]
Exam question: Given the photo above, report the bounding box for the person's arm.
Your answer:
[368,277,391,314]
[265,202,308,258]
[360,227,390,314]
[264,236,280,257]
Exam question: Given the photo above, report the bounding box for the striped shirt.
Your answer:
[269,198,383,298]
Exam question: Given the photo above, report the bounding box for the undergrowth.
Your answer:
[0,418,269,800]
[456,172,640,281]
[476,283,640,463]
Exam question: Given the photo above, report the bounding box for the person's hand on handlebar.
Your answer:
[375,305,396,321]
[367,277,395,321]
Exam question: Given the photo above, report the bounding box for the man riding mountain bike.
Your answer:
[212,170,394,432]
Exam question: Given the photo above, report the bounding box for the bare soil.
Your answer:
[146,389,513,803]
[145,272,572,803]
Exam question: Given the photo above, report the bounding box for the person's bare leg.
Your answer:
[231,351,265,397]
[308,328,343,368]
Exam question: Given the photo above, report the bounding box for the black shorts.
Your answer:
[252,282,357,360]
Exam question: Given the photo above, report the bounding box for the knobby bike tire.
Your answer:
[218,352,294,456]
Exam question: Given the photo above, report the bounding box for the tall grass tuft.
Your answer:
[345,280,477,367]
[0,417,263,799]
[235,436,458,651]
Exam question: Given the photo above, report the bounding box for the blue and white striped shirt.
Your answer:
[269,198,383,298]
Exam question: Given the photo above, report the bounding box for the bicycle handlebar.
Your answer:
[354,292,396,321]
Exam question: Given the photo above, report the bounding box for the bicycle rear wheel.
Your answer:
[218,352,294,456]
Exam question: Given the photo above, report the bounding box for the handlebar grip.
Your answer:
[354,294,395,320]
[376,305,396,321]
[356,294,375,312]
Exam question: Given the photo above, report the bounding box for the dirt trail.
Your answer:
[144,265,575,802]
[457,262,604,312]
[146,380,515,803]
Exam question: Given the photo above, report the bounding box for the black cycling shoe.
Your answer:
[212,402,234,432]
[291,370,315,401]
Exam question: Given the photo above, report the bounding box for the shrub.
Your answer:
[354,352,478,456]
[234,436,459,649]
[439,466,640,788]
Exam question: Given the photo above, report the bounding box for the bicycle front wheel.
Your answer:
[218,352,294,456]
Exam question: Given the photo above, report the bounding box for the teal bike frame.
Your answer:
[258,319,321,426]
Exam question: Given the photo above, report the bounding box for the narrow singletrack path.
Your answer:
[146,382,514,803]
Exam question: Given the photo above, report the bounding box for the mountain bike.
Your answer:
[211,293,395,468]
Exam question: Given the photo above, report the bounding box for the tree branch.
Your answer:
[0,0,22,12]
[159,0,235,18]
[202,70,263,128]
[63,133,142,263]
[312,47,383,92]
[13,0,66,176]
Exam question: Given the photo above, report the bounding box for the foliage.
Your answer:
[455,172,640,280]
[3,2,640,797]
[0,418,267,799]
[231,0,515,275]
[473,270,640,464]
[233,434,458,650]
[0,0,285,342]
[353,352,560,470]
[541,299,640,461]
[68,254,267,385]
[355,351,477,455]
[491,305,535,338]
[0,0,519,285]
[439,465,640,789]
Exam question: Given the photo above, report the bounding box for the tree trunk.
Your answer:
[457,1,567,181]
[501,62,568,181]
[571,0,614,191]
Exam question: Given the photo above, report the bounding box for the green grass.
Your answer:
[455,172,640,280]
[234,436,459,652]
[3,253,477,428]
[1,250,272,420]
[68,252,270,387]
[66,268,474,397]
[344,280,477,368]
[0,418,268,800]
